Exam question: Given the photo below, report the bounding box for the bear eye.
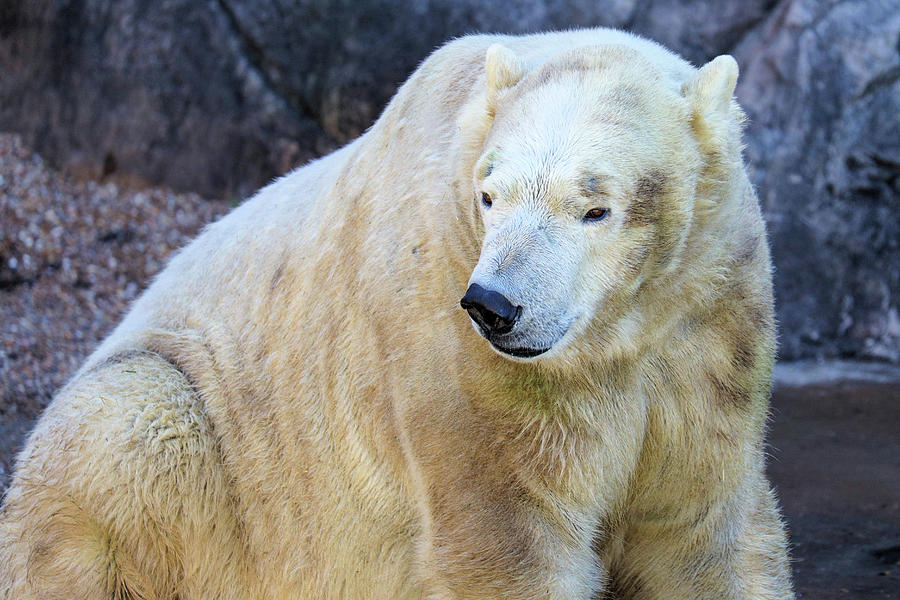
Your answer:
[481,192,493,208]
[583,207,609,222]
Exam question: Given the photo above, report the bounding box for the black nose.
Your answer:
[460,283,521,335]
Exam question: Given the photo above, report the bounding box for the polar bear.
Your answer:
[0,29,793,599]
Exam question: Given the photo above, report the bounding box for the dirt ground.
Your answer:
[1,132,898,597]
[769,365,900,599]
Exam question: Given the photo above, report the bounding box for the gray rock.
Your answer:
[735,0,900,361]
[0,0,774,197]
[0,0,329,200]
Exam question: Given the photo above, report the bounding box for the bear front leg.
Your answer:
[606,471,794,600]
[400,402,611,600]
[416,473,605,600]
[0,478,155,600]
[0,352,252,600]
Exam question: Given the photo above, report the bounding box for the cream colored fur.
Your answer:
[0,29,793,599]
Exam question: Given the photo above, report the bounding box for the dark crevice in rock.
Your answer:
[723,0,784,55]
[101,151,116,178]
[0,1,20,37]
[872,545,900,565]
[858,64,900,99]
[213,0,327,133]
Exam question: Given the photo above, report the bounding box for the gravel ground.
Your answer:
[0,132,229,488]
[1,133,898,598]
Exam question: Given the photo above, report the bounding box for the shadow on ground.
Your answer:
[769,365,900,599]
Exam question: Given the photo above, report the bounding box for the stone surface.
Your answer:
[0,0,897,362]
[0,0,327,200]
[735,0,900,362]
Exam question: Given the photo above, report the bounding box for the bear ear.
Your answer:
[485,43,525,95]
[682,55,738,117]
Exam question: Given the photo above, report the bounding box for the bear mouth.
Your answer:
[469,321,553,358]
[468,317,572,360]
[488,340,551,358]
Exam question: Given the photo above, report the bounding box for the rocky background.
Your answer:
[1,0,898,362]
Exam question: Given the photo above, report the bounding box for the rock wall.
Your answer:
[736,0,900,361]
[0,0,897,362]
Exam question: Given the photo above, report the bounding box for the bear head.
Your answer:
[461,43,741,366]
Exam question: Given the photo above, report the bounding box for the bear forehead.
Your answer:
[484,54,690,186]
[509,44,676,105]
[482,106,672,198]
[497,51,689,150]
